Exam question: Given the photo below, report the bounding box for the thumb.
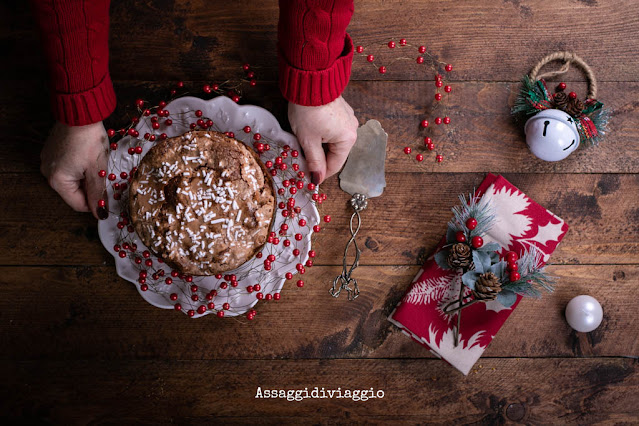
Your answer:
[297,136,327,185]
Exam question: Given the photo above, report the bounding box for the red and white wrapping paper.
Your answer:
[388,174,569,375]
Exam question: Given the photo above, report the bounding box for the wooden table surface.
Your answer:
[1,0,638,424]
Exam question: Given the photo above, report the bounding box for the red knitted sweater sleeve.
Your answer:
[278,0,354,106]
[30,0,116,126]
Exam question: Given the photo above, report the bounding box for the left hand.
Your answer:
[288,96,359,185]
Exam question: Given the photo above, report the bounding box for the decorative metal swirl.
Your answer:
[330,193,368,300]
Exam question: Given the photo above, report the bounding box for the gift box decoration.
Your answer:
[388,173,569,375]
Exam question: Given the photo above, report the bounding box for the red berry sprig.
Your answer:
[354,38,454,164]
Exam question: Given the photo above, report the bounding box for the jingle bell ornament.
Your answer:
[524,109,579,161]
[512,52,610,162]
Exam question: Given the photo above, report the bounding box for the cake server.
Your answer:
[331,119,388,300]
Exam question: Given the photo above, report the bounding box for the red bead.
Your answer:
[107,129,116,137]
[421,120,429,128]
[190,284,198,293]
[149,134,156,141]
[274,293,281,300]
[118,251,127,258]
[293,249,300,256]
[418,45,426,53]
[177,81,184,88]
[159,101,167,108]
[203,84,211,93]
[557,82,567,91]
[110,143,118,151]
[191,294,199,302]
[217,311,224,318]
[388,41,396,48]
[297,280,304,288]
[416,57,424,64]
[323,215,331,223]
[435,80,443,88]
[120,172,128,179]
[135,146,143,154]
[207,302,215,310]
[424,137,432,145]
[569,91,577,99]
[285,272,293,280]
[471,236,483,248]
[291,150,299,158]
[195,110,203,117]
[313,225,321,233]
[187,310,195,317]
[256,292,264,300]
[128,147,135,155]
[399,38,407,46]
[507,262,518,272]
[165,278,173,285]
[445,64,453,72]
[152,122,160,130]
[509,271,521,282]
[253,133,261,141]
[108,173,116,181]
[170,293,178,301]
[98,199,106,208]
[299,219,307,227]
[232,95,240,102]
[165,119,172,126]
[247,71,255,79]
[379,66,386,74]
[444,85,452,93]
[295,233,303,241]
[404,147,412,155]
[197,305,206,314]
[265,293,273,301]
[174,303,182,311]
[356,45,363,53]
[308,250,316,258]
[455,231,466,243]
[416,153,423,162]
[135,99,144,108]
[243,126,251,133]
[219,281,228,289]
[435,117,442,125]
[98,170,107,178]
[466,218,478,230]
[435,93,442,101]
[243,63,250,71]
[428,144,435,151]
[160,133,167,140]
[367,55,374,62]
[506,251,518,262]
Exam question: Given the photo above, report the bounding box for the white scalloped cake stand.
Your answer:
[98,96,320,318]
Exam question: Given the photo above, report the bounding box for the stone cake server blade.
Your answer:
[331,119,388,300]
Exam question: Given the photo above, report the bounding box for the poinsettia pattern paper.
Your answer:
[388,174,569,375]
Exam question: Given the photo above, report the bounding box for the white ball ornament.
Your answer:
[524,109,580,162]
[565,295,603,333]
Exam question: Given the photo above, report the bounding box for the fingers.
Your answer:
[325,125,358,179]
[48,173,90,213]
[297,136,327,185]
[86,144,109,220]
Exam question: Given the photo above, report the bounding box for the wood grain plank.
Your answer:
[1,173,636,266]
[1,358,637,424]
[1,265,636,360]
[2,79,637,174]
[3,1,639,82]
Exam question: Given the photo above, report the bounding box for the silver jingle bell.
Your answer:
[524,109,580,162]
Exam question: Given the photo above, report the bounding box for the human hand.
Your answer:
[288,96,359,185]
[40,121,109,219]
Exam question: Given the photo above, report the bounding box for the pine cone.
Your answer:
[553,91,569,109]
[565,98,585,117]
[447,243,472,269]
[472,272,502,301]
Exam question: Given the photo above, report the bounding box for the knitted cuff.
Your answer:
[279,33,354,106]
[50,73,117,126]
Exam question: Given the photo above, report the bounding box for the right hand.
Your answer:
[40,121,109,220]
[288,96,359,185]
